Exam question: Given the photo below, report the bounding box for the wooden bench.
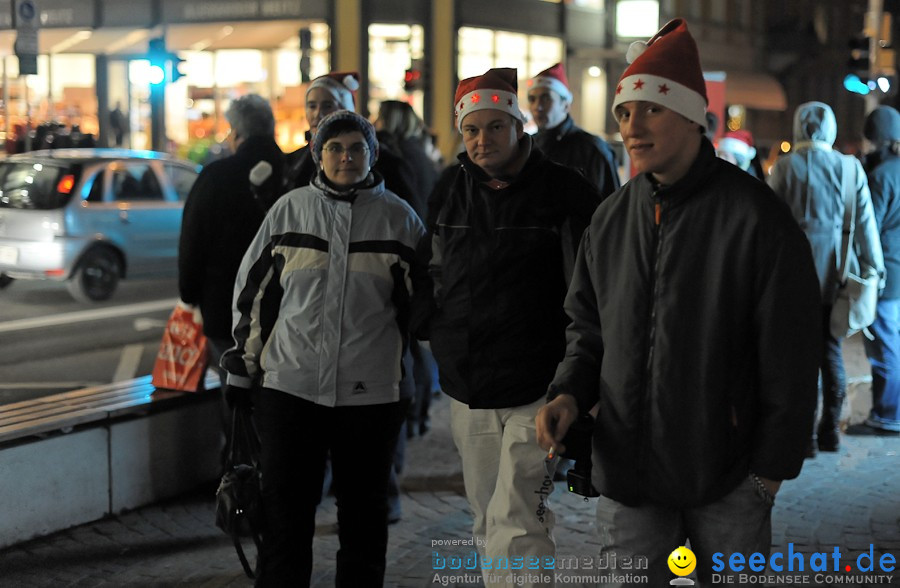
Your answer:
[0,374,224,549]
[0,373,218,445]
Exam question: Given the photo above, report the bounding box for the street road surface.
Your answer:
[0,277,181,404]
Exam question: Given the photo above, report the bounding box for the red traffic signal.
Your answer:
[404,68,422,92]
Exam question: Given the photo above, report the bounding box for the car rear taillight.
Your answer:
[57,174,75,194]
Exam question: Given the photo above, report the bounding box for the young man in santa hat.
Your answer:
[527,62,620,198]
[284,71,413,202]
[535,19,821,585]
[415,67,601,588]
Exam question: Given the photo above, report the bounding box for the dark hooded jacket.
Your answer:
[419,136,602,409]
[534,115,620,199]
[178,134,284,340]
[550,138,821,508]
[864,106,900,299]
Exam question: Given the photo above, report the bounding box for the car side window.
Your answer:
[86,172,104,202]
[164,163,199,201]
[112,164,162,201]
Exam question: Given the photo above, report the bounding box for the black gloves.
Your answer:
[224,384,252,410]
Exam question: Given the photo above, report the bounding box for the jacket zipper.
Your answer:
[639,191,665,484]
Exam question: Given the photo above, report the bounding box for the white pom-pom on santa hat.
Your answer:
[626,41,647,64]
[342,74,360,92]
[306,71,360,112]
[612,19,708,129]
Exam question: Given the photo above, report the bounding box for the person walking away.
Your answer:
[178,94,284,432]
[768,101,884,454]
[221,110,426,587]
[536,19,821,587]
[848,105,900,437]
[527,62,620,198]
[415,67,602,588]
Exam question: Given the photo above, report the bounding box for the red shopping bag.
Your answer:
[151,302,208,392]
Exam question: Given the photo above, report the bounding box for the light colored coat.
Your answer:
[768,101,884,303]
[223,177,425,407]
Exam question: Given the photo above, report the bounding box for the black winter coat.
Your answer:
[550,139,821,508]
[178,135,285,340]
[420,138,602,409]
[534,115,620,199]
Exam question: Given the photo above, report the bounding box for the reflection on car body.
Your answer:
[0,148,201,302]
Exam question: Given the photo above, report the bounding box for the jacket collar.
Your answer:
[458,134,542,188]
[311,171,384,204]
[537,115,575,144]
[637,136,718,205]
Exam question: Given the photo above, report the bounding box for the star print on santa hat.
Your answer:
[453,67,527,132]
[611,18,708,129]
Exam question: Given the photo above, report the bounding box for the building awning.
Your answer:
[723,71,788,111]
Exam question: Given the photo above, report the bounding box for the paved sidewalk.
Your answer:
[0,336,898,587]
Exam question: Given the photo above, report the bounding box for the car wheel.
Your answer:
[66,248,122,302]
[0,273,12,289]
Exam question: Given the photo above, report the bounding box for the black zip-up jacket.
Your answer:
[178,135,285,340]
[550,139,821,508]
[534,115,621,199]
[420,138,602,409]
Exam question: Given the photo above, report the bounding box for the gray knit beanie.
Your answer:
[311,110,379,169]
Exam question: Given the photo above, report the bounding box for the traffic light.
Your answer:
[404,68,422,92]
[848,36,872,73]
[146,37,187,85]
[147,37,167,85]
[170,56,187,83]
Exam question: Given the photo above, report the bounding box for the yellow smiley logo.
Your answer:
[668,546,697,576]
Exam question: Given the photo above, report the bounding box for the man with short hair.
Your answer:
[416,67,601,588]
[527,62,620,198]
[536,20,821,586]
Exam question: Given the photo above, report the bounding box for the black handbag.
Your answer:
[215,406,264,579]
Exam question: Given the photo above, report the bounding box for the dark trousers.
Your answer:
[252,388,405,587]
[818,305,846,436]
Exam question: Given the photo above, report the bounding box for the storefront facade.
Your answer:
[0,0,611,159]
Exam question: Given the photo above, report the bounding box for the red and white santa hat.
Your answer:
[306,71,360,112]
[717,130,757,161]
[454,67,527,132]
[527,62,573,103]
[612,18,708,128]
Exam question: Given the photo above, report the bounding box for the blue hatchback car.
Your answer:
[0,149,201,302]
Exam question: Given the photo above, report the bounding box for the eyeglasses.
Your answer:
[323,143,369,158]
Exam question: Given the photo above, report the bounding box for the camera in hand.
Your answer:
[560,413,600,497]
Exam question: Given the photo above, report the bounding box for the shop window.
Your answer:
[457,27,563,81]
[457,27,564,130]
[368,24,425,119]
[615,1,660,38]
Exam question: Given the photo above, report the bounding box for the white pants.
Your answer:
[450,397,556,588]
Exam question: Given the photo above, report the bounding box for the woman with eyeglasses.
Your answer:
[221,110,428,587]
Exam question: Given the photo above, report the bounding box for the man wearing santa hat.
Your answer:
[527,62,620,198]
[536,19,820,585]
[415,67,601,587]
[284,71,413,203]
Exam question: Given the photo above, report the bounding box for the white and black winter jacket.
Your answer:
[222,174,427,407]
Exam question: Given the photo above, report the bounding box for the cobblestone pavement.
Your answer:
[0,336,898,587]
